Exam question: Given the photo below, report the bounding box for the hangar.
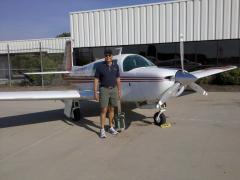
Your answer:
[70,0,240,69]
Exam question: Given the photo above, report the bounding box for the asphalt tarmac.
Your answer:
[0,92,240,180]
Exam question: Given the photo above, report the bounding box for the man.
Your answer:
[94,49,121,138]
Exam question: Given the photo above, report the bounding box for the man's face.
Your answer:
[104,54,112,63]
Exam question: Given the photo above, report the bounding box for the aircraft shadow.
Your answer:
[77,101,153,131]
[0,101,153,135]
[0,109,65,129]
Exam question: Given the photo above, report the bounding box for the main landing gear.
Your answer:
[63,100,82,121]
[153,103,166,126]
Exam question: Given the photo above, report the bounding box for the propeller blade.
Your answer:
[157,82,181,107]
[189,82,208,96]
[174,85,185,97]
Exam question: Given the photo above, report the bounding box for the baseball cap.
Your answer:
[104,49,112,56]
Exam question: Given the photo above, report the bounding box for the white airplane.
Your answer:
[0,37,237,125]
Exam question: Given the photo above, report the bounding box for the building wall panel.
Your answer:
[231,0,239,39]
[186,1,193,41]
[223,0,231,39]
[116,9,123,45]
[78,14,84,47]
[216,0,224,39]
[159,4,166,43]
[166,3,172,42]
[83,13,90,47]
[122,9,129,45]
[128,8,135,45]
[0,37,70,54]
[152,5,159,44]
[94,12,100,46]
[134,7,141,44]
[140,6,147,44]
[193,0,201,41]
[180,1,186,41]
[110,10,117,46]
[208,0,216,40]
[201,0,208,40]
[172,3,179,42]
[146,5,153,44]
[89,12,95,47]
[105,11,111,46]
[99,11,106,46]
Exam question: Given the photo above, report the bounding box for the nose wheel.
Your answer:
[154,112,166,125]
[154,102,167,126]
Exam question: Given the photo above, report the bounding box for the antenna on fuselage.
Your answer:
[180,34,184,72]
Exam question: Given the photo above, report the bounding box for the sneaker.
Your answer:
[100,129,107,138]
[109,127,119,135]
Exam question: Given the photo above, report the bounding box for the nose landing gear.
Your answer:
[153,103,166,126]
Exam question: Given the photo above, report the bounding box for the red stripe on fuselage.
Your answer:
[63,75,167,84]
[63,76,165,80]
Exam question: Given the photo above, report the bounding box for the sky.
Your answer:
[0,0,169,41]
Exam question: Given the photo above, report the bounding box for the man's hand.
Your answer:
[94,92,99,102]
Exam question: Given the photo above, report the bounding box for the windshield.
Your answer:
[123,55,155,72]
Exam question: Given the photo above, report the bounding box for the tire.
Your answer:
[73,108,81,121]
[153,112,166,126]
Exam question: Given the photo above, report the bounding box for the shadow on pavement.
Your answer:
[0,101,154,134]
[0,109,64,129]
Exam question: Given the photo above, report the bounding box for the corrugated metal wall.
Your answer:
[0,37,71,54]
[70,0,240,48]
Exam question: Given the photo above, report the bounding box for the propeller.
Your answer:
[157,34,207,108]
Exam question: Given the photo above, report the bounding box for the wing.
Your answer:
[24,71,70,75]
[191,66,237,79]
[0,90,94,101]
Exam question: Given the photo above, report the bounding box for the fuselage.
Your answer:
[63,54,178,102]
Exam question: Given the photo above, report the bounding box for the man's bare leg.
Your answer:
[100,107,108,129]
[108,106,115,127]
[108,106,118,135]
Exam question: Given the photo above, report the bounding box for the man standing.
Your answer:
[94,49,121,138]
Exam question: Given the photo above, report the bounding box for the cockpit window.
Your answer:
[123,55,155,72]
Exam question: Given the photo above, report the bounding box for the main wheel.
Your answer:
[153,112,166,126]
[73,108,81,121]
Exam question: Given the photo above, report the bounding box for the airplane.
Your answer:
[0,36,237,126]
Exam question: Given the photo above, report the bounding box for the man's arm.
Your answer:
[94,78,99,101]
[116,64,121,99]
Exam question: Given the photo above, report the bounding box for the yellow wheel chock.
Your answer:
[160,122,172,128]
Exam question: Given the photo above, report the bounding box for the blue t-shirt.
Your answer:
[94,61,120,87]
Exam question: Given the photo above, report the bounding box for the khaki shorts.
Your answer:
[99,87,118,108]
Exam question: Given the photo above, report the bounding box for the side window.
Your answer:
[123,55,154,71]
[135,56,150,67]
[123,57,136,71]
